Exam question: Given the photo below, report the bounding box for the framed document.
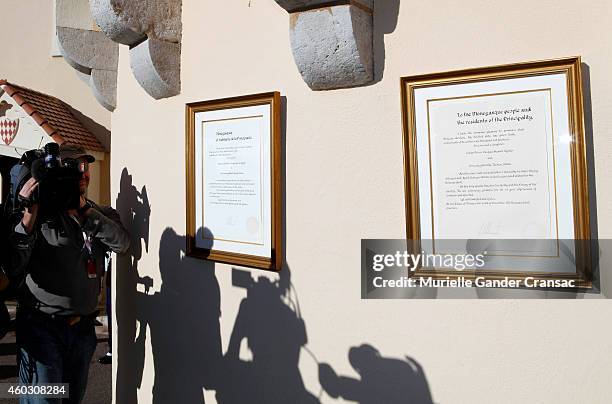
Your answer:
[401,57,592,287]
[186,92,283,271]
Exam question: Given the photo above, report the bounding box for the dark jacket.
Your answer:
[8,201,129,315]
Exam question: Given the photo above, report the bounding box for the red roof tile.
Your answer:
[0,81,106,152]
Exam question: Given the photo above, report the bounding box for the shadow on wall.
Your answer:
[115,167,152,403]
[216,264,319,403]
[320,344,433,404]
[115,167,222,404]
[372,0,401,85]
[581,63,603,296]
[113,170,434,403]
[216,264,434,403]
[141,227,221,404]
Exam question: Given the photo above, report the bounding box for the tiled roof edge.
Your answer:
[59,100,105,152]
[1,81,67,144]
[1,81,106,152]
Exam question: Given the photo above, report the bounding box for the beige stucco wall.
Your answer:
[108,0,609,403]
[0,1,111,205]
[1,0,110,129]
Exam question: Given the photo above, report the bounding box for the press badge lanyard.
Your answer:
[82,231,97,279]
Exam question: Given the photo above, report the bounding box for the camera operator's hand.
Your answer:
[68,196,91,219]
[79,195,89,210]
[19,177,39,234]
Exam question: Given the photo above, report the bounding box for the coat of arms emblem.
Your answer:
[0,118,19,145]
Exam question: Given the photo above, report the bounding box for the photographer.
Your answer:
[8,143,129,404]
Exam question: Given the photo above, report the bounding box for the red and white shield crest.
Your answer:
[0,118,19,145]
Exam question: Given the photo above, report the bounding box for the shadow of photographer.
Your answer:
[215,264,319,404]
[115,168,151,403]
[116,206,222,403]
[113,169,433,403]
[319,344,434,404]
[138,227,221,404]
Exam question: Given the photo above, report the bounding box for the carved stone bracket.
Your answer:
[275,0,374,90]
[56,0,119,111]
[90,0,182,100]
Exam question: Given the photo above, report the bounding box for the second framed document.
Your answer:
[186,92,283,271]
[401,57,592,287]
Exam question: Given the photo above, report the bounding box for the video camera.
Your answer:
[14,143,81,216]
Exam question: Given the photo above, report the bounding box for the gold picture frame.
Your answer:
[400,57,592,287]
[186,92,283,271]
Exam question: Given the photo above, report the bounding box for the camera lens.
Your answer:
[44,143,59,157]
[44,143,61,169]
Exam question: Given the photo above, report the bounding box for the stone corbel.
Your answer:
[89,0,182,100]
[56,0,118,111]
[275,0,374,90]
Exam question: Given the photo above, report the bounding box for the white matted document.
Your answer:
[186,92,283,271]
[401,57,592,287]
